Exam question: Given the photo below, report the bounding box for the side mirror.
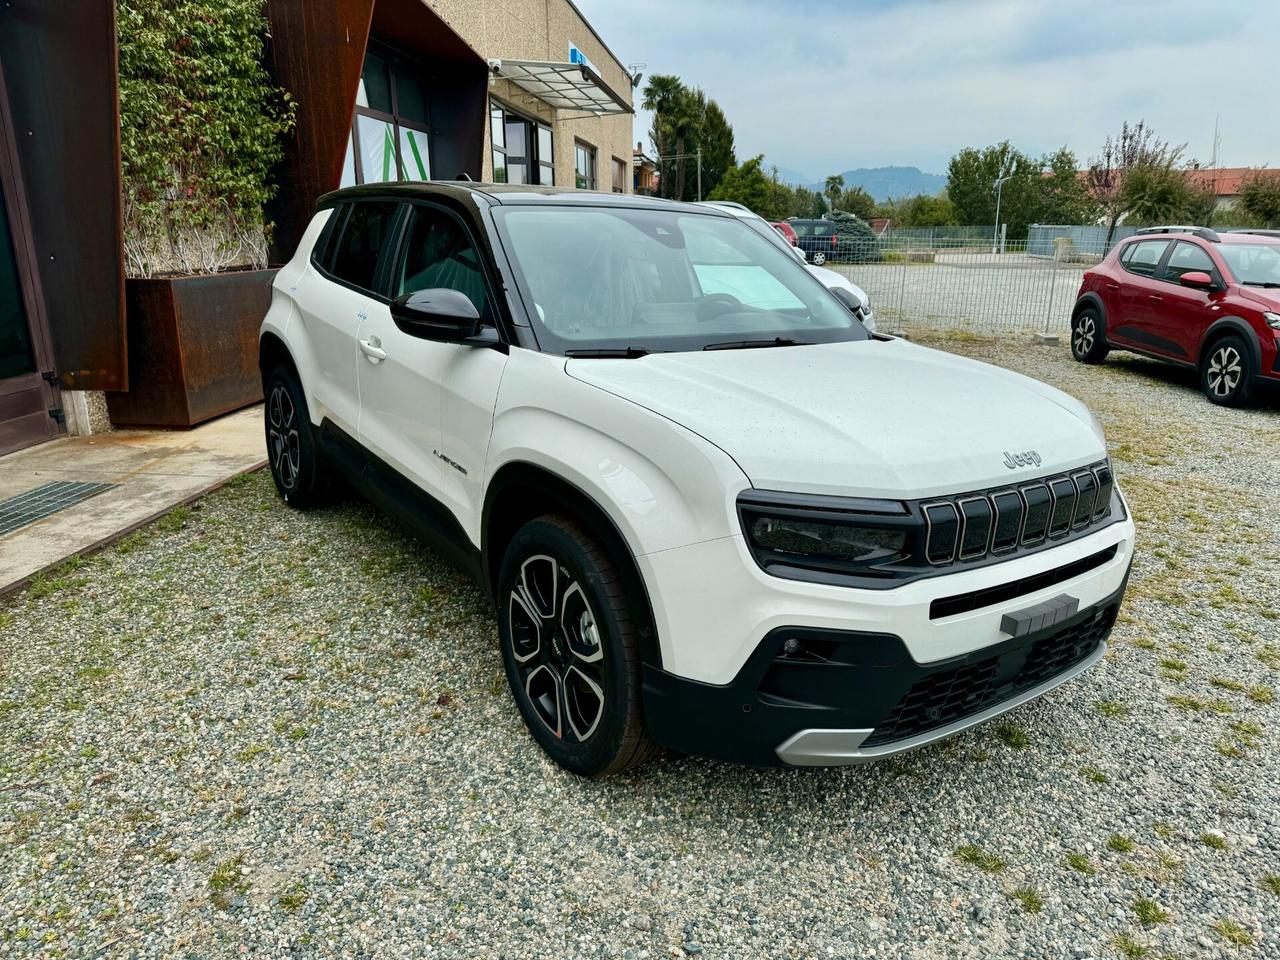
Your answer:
[390,288,482,341]
[830,286,862,314]
[1179,271,1216,290]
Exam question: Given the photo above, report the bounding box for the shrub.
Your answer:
[118,0,296,277]
[828,211,880,263]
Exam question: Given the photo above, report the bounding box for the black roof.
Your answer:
[317,180,727,216]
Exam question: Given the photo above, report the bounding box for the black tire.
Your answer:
[1071,307,1109,364]
[263,365,328,507]
[1200,334,1255,407]
[497,515,658,777]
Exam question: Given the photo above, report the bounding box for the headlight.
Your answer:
[1265,311,1280,330]
[749,516,906,563]
[739,492,913,577]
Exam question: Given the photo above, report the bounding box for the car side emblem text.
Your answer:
[1002,449,1042,470]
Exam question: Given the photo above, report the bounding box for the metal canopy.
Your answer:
[487,59,632,116]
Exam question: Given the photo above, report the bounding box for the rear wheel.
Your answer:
[811,251,827,266]
[1071,307,1109,364]
[1200,334,1255,406]
[497,515,657,777]
[264,365,328,507]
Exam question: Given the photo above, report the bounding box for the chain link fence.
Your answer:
[817,233,1117,335]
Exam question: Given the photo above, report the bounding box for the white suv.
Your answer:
[260,183,1134,777]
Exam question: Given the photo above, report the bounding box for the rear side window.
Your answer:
[1160,241,1216,282]
[328,201,400,292]
[1122,239,1168,278]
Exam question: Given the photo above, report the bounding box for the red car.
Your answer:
[1071,227,1280,405]
[769,221,798,246]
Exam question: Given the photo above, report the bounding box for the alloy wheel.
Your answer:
[1206,345,1242,398]
[267,384,301,491]
[1073,315,1096,357]
[507,554,606,743]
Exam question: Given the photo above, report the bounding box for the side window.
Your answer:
[1122,239,1169,278]
[1160,241,1216,283]
[328,201,400,292]
[392,206,491,320]
[311,206,347,270]
[1118,242,1135,264]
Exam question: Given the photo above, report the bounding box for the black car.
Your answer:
[790,219,838,265]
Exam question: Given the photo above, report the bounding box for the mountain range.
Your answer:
[772,165,948,202]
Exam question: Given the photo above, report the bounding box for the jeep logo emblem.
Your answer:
[1002,450,1042,470]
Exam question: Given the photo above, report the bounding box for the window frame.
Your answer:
[1119,239,1171,279]
[611,155,626,194]
[349,41,433,185]
[1157,240,1221,287]
[489,99,554,186]
[574,140,597,190]
[382,198,511,339]
[313,199,406,301]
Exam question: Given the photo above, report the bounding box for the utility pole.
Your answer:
[696,148,703,202]
[992,173,1012,254]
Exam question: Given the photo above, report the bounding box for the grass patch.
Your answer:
[1211,919,1253,947]
[1079,764,1110,784]
[954,844,1005,873]
[1065,852,1095,875]
[235,744,267,762]
[994,721,1029,749]
[1248,685,1273,704]
[1167,694,1204,712]
[208,855,246,893]
[1260,874,1280,896]
[1107,834,1135,853]
[278,885,309,912]
[1209,676,1246,693]
[1133,898,1168,925]
[154,506,193,533]
[1008,887,1044,913]
[1095,700,1131,718]
[1199,832,1228,850]
[1112,933,1150,958]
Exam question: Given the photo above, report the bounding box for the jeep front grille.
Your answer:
[921,462,1114,567]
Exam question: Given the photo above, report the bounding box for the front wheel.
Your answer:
[497,516,657,777]
[1071,308,1109,363]
[1200,334,1255,406]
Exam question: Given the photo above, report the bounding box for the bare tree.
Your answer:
[1087,121,1184,243]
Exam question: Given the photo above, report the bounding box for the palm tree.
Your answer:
[643,75,702,200]
[825,174,845,210]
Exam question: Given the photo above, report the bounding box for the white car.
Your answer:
[701,201,876,331]
[260,183,1134,777]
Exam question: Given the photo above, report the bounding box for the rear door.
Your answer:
[298,200,400,435]
[1153,240,1222,361]
[1111,238,1170,352]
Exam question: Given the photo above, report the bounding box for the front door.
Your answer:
[0,76,59,457]
[1153,240,1222,361]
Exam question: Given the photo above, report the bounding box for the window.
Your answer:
[343,43,432,185]
[574,141,597,189]
[1160,241,1217,283]
[1122,239,1169,278]
[328,201,399,292]
[1217,242,1280,285]
[490,102,553,185]
[392,205,490,318]
[611,156,626,194]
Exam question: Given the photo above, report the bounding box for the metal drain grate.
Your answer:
[0,480,118,537]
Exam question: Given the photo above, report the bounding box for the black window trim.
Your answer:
[573,138,598,190]
[1119,237,1171,279]
[311,198,406,302]
[350,39,434,185]
[1156,239,1222,288]
[489,97,554,186]
[382,197,513,344]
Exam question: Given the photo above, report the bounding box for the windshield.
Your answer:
[1217,243,1280,286]
[493,206,867,354]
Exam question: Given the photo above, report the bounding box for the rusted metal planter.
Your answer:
[106,268,276,428]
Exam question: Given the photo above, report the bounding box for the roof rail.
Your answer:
[1135,225,1221,242]
[1222,228,1280,238]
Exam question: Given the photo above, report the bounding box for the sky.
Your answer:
[574,0,1280,182]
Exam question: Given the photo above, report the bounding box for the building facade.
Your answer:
[0,0,635,458]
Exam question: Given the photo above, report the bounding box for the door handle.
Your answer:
[1147,294,1163,301]
[358,337,387,362]
[1105,282,1119,290]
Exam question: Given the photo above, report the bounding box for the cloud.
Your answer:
[577,0,1280,178]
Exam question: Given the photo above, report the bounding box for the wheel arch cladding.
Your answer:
[1073,293,1106,328]
[1199,316,1260,372]
[259,331,296,380]
[483,462,663,669]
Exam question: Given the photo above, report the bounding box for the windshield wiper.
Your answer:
[564,346,651,359]
[1242,281,1280,288]
[702,337,810,351]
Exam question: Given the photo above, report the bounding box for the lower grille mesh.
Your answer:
[862,604,1117,747]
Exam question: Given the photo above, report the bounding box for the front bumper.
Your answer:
[643,574,1127,767]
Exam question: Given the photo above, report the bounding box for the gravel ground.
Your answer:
[2,336,1278,959]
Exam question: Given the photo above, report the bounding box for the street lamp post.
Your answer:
[992,174,1012,254]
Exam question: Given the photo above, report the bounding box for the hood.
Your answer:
[567,339,1106,499]
[1236,285,1280,312]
